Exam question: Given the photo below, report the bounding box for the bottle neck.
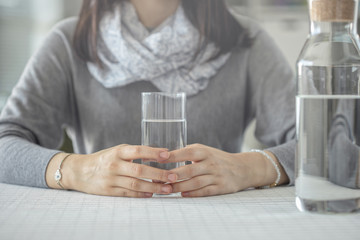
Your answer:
[310,21,357,37]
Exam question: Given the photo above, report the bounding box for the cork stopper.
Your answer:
[311,0,355,22]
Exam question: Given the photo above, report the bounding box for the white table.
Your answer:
[0,183,359,240]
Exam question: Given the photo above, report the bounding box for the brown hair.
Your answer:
[73,0,252,66]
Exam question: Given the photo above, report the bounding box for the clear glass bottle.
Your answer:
[296,0,360,213]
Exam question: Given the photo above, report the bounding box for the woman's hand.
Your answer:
[157,144,289,197]
[46,145,178,197]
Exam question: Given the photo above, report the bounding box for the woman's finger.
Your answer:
[170,162,211,180]
[117,145,170,161]
[181,185,219,198]
[113,176,172,194]
[171,175,214,193]
[119,161,178,183]
[109,187,154,198]
[160,145,207,163]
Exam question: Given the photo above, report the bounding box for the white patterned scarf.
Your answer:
[87,1,231,96]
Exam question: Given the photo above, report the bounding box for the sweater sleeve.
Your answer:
[0,23,74,188]
[247,30,297,185]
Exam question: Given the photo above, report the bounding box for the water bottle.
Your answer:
[296,0,360,213]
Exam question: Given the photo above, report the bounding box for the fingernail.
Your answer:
[161,186,171,194]
[144,193,153,198]
[167,173,177,182]
[160,151,170,159]
[182,192,190,197]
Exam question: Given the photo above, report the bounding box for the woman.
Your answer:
[0,0,295,197]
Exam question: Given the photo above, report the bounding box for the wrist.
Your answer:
[60,153,83,190]
[234,151,286,189]
[250,149,281,188]
[252,150,289,188]
[247,152,270,188]
[45,152,82,190]
[232,152,265,189]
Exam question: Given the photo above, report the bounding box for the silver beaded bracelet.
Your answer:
[250,149,281,188]
[54,154,72,189]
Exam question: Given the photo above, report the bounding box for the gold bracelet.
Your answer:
[54,154,72,189]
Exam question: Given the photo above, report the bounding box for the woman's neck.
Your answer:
[130,0,181,29]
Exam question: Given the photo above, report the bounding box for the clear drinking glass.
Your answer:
[141,92,187,171]
[296,0,360,213]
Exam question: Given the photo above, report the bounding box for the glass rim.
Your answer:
[141,92,186,97]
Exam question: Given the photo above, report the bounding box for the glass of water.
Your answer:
[141,92,187,171]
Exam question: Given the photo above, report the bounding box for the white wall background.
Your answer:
[0,0,81,109]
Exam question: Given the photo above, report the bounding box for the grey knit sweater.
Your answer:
[0,17,296,188]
